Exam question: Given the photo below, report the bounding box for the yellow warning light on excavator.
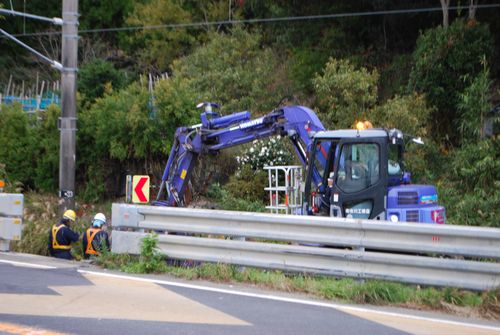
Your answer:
[356,121,373,131]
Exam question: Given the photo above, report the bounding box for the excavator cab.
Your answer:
[304,129,390,220]
[304,128,445,223]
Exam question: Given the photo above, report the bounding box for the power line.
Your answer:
[0,8,63,25]
[0,28,62,70]
[4,4,500,38]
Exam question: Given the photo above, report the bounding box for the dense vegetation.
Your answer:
[1,1,499,227]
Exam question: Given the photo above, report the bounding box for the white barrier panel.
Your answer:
[0,193,24,251]
[0,193,24,217]
[0,217,23,241]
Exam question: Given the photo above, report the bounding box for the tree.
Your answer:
[440,0,450,28]
[33,105,60,191]
[371,93,435,182]
[79,59,128,103]
[468,0,478,20]
[80,0,133,31]
[123,0,196,72]
[172,27,289,112]
[154,76,202,150]
[80,0,133,48]
[0,105,37,188]
[440,139,500,227]
[408,19,493,145]
[456,63,493,144]
[77,83,155,200]
[371,93,432,138]
[312,58,379,129]
[78,59,128,104]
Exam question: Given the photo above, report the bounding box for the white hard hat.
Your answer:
[92,213,107,227]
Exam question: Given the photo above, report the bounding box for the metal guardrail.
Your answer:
[0,193,24,251]
[111,203,500,290]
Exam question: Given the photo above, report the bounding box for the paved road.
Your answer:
[0,252,499,335]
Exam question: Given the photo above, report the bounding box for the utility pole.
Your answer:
[59,0,78,212]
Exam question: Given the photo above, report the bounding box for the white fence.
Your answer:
[111,203,500,291]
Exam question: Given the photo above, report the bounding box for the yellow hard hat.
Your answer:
[63,209,77,222]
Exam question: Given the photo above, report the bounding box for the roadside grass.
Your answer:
[92,234,500,320]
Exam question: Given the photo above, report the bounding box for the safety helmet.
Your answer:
[92,213,107,227]
[63,209,77,222]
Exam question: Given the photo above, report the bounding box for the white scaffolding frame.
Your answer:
[264,165,303,215]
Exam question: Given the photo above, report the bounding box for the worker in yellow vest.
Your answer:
[82,213,110,259]
[48,209,80,260]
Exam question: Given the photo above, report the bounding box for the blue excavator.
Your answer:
[154,102,445,224]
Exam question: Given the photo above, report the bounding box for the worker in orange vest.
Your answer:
[48,209,80,260]
[82,213,110,259]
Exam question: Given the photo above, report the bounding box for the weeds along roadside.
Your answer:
[94,234,500,321]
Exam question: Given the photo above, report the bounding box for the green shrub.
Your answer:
[371,93,432,138]
[77,82,159,201]
[0,104,38,189]
[408,19,493,144]
[172,27,288,112]
[123,0,196,71]
[123,233,167,273]
[378,54,413,99]
[79,59,128,103]
[32,105,60,192]
[154,76,202,150]
[440,139,499,226]
[456,63,493,144]
[207,183,266,212]
[288,48,330,93]
[313,58,379,129]
[225,165,268,203]
[370,93,436,183]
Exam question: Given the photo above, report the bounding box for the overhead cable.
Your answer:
[3,4,500,38]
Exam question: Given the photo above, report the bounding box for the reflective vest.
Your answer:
[85,228,102,255]
[52,225,71,250]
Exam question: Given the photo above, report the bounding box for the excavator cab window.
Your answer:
[336,143,380,193]
[309,140,338,190]
[306,139,338,214]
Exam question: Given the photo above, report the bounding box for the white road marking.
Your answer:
[0,259,57,269]
[79,269,500,333]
